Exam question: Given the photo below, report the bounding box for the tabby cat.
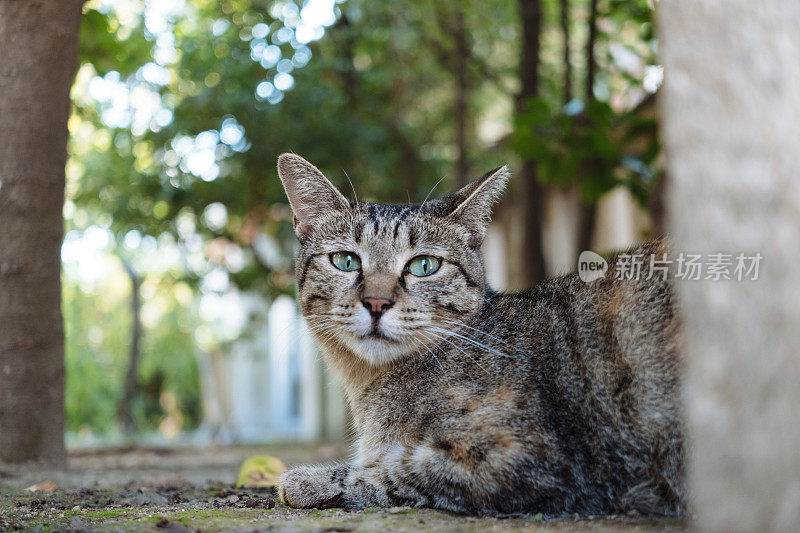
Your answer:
[276,153,684,517]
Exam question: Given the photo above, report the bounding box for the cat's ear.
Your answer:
[277,153,351,240]
[442,166,510,247]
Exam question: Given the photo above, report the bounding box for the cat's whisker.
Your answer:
[306,323,335,334]
[438,318,514,348]
[342,168,359,207]
[421,175,447,207]
[305,316,342,328]
[306,322,333,333]
[308,324,341,339]
[313,326,334,335]
[277,312,326,339]
[424,329,491,376]
[310,326,346,351]
[307,322,343,342]
[428,326,518,359]
[414,331,446,373]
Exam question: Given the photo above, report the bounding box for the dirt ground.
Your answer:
[0,444,687,532]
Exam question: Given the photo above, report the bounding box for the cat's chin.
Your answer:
[339,333,417,366]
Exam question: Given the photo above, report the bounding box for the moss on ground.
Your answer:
[0,483,688,532]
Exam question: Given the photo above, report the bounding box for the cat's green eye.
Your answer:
[331,251,361,272]
[406,255,441,277]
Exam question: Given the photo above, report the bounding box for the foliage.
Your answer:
[512,0,660,205]
[513,96,658,204]
[64,276,128,433]
[70,0,516,296]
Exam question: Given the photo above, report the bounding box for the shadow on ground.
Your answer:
[0,444,687,532]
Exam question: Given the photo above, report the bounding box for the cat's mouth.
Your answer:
[335,322,418,364]
[362,328,397,343]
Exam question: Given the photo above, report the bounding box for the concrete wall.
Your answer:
[659,1,800,530]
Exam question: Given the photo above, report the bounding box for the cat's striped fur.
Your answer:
[276,153,684,517]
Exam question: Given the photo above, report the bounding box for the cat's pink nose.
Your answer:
[361,297,394,315]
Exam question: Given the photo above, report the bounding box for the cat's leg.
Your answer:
[279,440,537,513]
[279,460,455,510]
[278,463,393,509]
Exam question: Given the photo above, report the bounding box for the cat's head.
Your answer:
[277,153,508,366]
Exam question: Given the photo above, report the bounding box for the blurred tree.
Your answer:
[559,0,572,105]
[69,0,518,434]
[512,0,661,252]
[0,0,85,464]
[63,262,201,435]
[118,260,142,432]
[71,0,519,278]
[578,0,600,253]
[516,0,547,287]
[72,0,491,296]
[64,0,659,434]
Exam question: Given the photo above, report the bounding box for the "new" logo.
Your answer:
[578,251,608,282]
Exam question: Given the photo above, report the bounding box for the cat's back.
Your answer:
[515,237,680,401]
[478,238,679,385]
[497,237,684,514]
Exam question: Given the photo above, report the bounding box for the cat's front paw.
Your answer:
[278,465,345,509]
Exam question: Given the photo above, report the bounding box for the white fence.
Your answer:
[197,295,348,444]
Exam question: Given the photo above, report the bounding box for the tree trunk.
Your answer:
[516,0,546,287]
[577,0,599,252]
[584,0,598,103]
[577,201,596,252]
[118,261,142,433]
[336,13,358,111]
[453,7,469,187]
[387,9,420,199]
[560,0,572,106]
[660,1,800,530]
[0,0,84,464]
